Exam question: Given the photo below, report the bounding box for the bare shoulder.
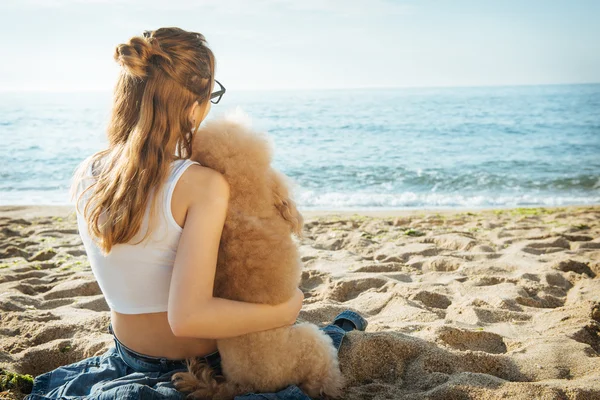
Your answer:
[174,164,230,208]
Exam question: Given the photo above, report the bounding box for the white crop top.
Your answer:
[75,158,200,314]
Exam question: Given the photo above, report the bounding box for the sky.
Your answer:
[1,0,599,91]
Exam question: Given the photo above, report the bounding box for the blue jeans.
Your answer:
[25,310,367,400]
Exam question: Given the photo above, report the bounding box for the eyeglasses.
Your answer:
[210,80,226,104]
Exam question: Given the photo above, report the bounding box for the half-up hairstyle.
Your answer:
[72,27,215,254]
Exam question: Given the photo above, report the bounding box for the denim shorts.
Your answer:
[25,310,367,400]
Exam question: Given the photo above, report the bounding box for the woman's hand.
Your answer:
[278,288,304,326]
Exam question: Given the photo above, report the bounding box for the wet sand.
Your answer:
[1,205,600,399]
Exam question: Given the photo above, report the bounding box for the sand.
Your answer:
[1,205,599,399]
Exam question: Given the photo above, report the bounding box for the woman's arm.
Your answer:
[167,166,303,339]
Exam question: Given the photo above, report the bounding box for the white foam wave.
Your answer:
[296,190,600,209]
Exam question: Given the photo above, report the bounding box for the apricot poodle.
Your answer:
[171,111,344,399]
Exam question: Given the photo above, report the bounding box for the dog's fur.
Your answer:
[171,111,345,399]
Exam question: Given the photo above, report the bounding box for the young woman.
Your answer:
[25,27,367,400]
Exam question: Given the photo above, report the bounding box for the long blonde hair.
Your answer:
[72,27,215,253]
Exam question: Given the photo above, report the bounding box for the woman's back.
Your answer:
[77,158,198,314]
[75,156,220,359]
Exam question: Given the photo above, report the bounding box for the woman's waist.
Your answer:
[110,310,218,360]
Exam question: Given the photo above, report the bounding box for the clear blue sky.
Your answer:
[2,0,599,91]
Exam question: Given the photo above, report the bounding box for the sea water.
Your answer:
[1,84,599,209]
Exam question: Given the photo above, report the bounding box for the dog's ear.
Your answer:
[275,196,304,238]
[271,170,304,237]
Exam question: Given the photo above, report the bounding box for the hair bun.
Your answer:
[114,33,172,79]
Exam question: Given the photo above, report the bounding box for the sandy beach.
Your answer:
[1,205,599,399]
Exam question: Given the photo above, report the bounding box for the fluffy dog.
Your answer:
[171,111,345,399]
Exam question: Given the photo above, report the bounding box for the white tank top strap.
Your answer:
[163,159,201,232]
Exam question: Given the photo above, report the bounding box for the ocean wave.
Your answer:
[287,164,600,192]
[296,191,600,209]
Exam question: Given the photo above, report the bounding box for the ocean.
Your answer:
[1,84,599,210]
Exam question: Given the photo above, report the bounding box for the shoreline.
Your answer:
[1,203,598,220]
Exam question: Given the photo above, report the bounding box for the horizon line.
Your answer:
[1,81,599,94]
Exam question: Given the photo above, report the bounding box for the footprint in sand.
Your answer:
[300,269,332,302]
[12,282,56,295]
[350,263,413,283]
[455,252,503,261]
[561,233,593,242]
[421,256,462,272]
[16,339,81,376]
[374,243,441,264]
[73,295,110,312]
[571,323,600,354]
[327,277,390,302]
[515,293,565,309]
[66,249,87,257]
[423,233,477,251]
[544,272,572,289]
[569,303,600,354]
[436,326,507,354]
[0,295,75,312]
[447,305,532,325]
[1,227,22,238]
[339,330,524,389]
[471,276,510,286]
[0,269,49,284]
[518,236,571,256]
[410,291,452,310]
[42,279,102,300]
[10,262,59,274]
[300,269,330,290]
[552,259,595,278]
[350,262,405,273]
[28,248,58,262]
[0,246,30,259]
